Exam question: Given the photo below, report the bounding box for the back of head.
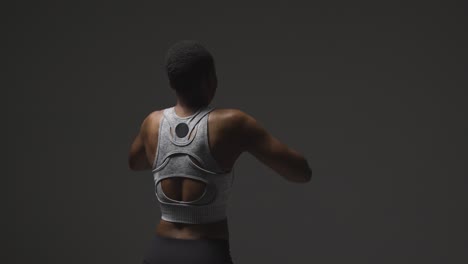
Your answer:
[165,40,215,100]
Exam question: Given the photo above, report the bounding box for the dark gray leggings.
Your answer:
[142,234,234,264]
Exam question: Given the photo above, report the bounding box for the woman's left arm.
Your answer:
[128,116,152,171]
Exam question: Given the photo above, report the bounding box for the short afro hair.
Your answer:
[164,40,215,95]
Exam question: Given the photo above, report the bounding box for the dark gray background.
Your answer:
[6,1,467,264]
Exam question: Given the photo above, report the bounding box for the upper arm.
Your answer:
[128,112,155,171]
[236,110,312,182]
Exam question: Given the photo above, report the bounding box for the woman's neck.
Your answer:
[174,98,207,117]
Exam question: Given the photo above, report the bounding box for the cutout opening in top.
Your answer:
[159,176,208,203]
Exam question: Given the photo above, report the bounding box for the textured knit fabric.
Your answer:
[151,105,235,224]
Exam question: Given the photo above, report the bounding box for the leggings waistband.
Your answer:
[142,233,234,264]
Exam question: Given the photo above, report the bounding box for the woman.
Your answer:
[128,40,312,264]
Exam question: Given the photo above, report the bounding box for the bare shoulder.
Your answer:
[148,109,164,122]
[140,109,164,137]
[210,108,250,130]
[142,110,163,126]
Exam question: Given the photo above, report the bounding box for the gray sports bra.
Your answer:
[151,105,235,224]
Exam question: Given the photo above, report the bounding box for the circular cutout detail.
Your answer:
[175,123,189,138]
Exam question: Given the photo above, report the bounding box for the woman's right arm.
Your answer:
[235,110,312,183]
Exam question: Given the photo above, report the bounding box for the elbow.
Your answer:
[303,166,312,182]
[128,155,138,171]
[296,169,312,183]
[128,157,135,171]
[287,172,311,183]
[297,159,312,183]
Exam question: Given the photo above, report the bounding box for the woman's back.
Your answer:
[149,106,240,241]
[129,40,311,264]
[136,105,312,241]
